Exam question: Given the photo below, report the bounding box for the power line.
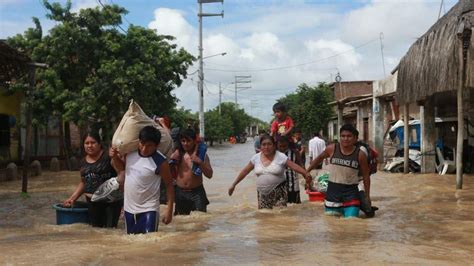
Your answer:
[206,63,338,73]
[204,38,379,73]
[187,68,199,76]
[96,0,127,34]
[203,81,218,95]
[379,32,386,77]
[108,0,132,26]
[205,78,327,95]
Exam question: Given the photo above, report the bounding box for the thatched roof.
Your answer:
[0,40,32,84]
[396,0,474,104]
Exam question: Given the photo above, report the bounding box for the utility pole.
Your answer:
[219,82,222,115]
[234,75,251,108]
[198,0,223,139]
[438,0,445,19]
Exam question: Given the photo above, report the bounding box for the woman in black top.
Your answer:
[63,131,122,228]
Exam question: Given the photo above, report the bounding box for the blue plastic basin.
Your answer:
[52,201,90,225]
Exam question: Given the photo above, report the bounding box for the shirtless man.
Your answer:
[170,128,213,215]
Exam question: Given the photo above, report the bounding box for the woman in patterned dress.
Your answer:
[228,134,310,209]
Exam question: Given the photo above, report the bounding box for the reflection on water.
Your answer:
[1,141,473,264]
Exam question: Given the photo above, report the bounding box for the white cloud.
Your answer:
[173,0,453,121]
[213,3,339,38]
[305,39,361,68]
[204,33,240,60]
[71,0,99,13]
[342,1,452,55]
[245,32,287,59]
[240,48,255,61]
[148,8,196,53]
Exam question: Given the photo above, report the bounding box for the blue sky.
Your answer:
[0,0,457,122]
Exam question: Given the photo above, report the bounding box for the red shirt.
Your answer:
[271,116,294,136]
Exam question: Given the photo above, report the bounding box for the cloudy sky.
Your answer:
[1,0,456,122]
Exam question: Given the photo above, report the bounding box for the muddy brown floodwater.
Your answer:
[1,141,473,265]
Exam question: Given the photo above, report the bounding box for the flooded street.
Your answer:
[1,141,473,265]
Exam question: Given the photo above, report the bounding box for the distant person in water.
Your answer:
[169,128,213,215]
[292,128,306,167]
[307,124,371,218]
[228,134,311,209]
[270,102,294,141]
[277,136,302,204]
[254,130,266,153]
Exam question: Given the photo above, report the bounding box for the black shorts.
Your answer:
[287,191,301,204]
[86,198,123,228]
[324,181,360,208]
[174,185,209,215]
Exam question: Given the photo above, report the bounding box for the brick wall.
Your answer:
[331,81,373,101]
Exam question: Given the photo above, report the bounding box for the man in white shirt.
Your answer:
[110,126,175,234]
[308,131,326,169]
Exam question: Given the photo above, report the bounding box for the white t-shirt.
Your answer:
[124,150,166,214]
[250,151,288,195]
[308,136,326,160]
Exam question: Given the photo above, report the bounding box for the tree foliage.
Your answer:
[168,107,197,129]
[219,102,252,136]
[277,83,334,138]
[203,102,266,144]
[204,109,233,144]
[7,1,194,141]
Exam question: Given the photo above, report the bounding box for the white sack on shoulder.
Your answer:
[112,100,172,157]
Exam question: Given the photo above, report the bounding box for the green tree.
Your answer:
[8,1,194,142]
[278,83,334,138]
[168,107,197,129]
[219,102,252,136]
[204,109,233,146]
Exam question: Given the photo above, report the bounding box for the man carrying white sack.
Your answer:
[110,126,175,234]
[91,101,172,210]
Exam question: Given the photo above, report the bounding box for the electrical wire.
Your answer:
[108,0,132,26]
[186,69,199,76]
[96,0,127,34]
[203,82,218,95]
[203,38,379,73]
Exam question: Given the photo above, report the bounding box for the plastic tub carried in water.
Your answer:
[52,201,89,225]
[306,190,325,202]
